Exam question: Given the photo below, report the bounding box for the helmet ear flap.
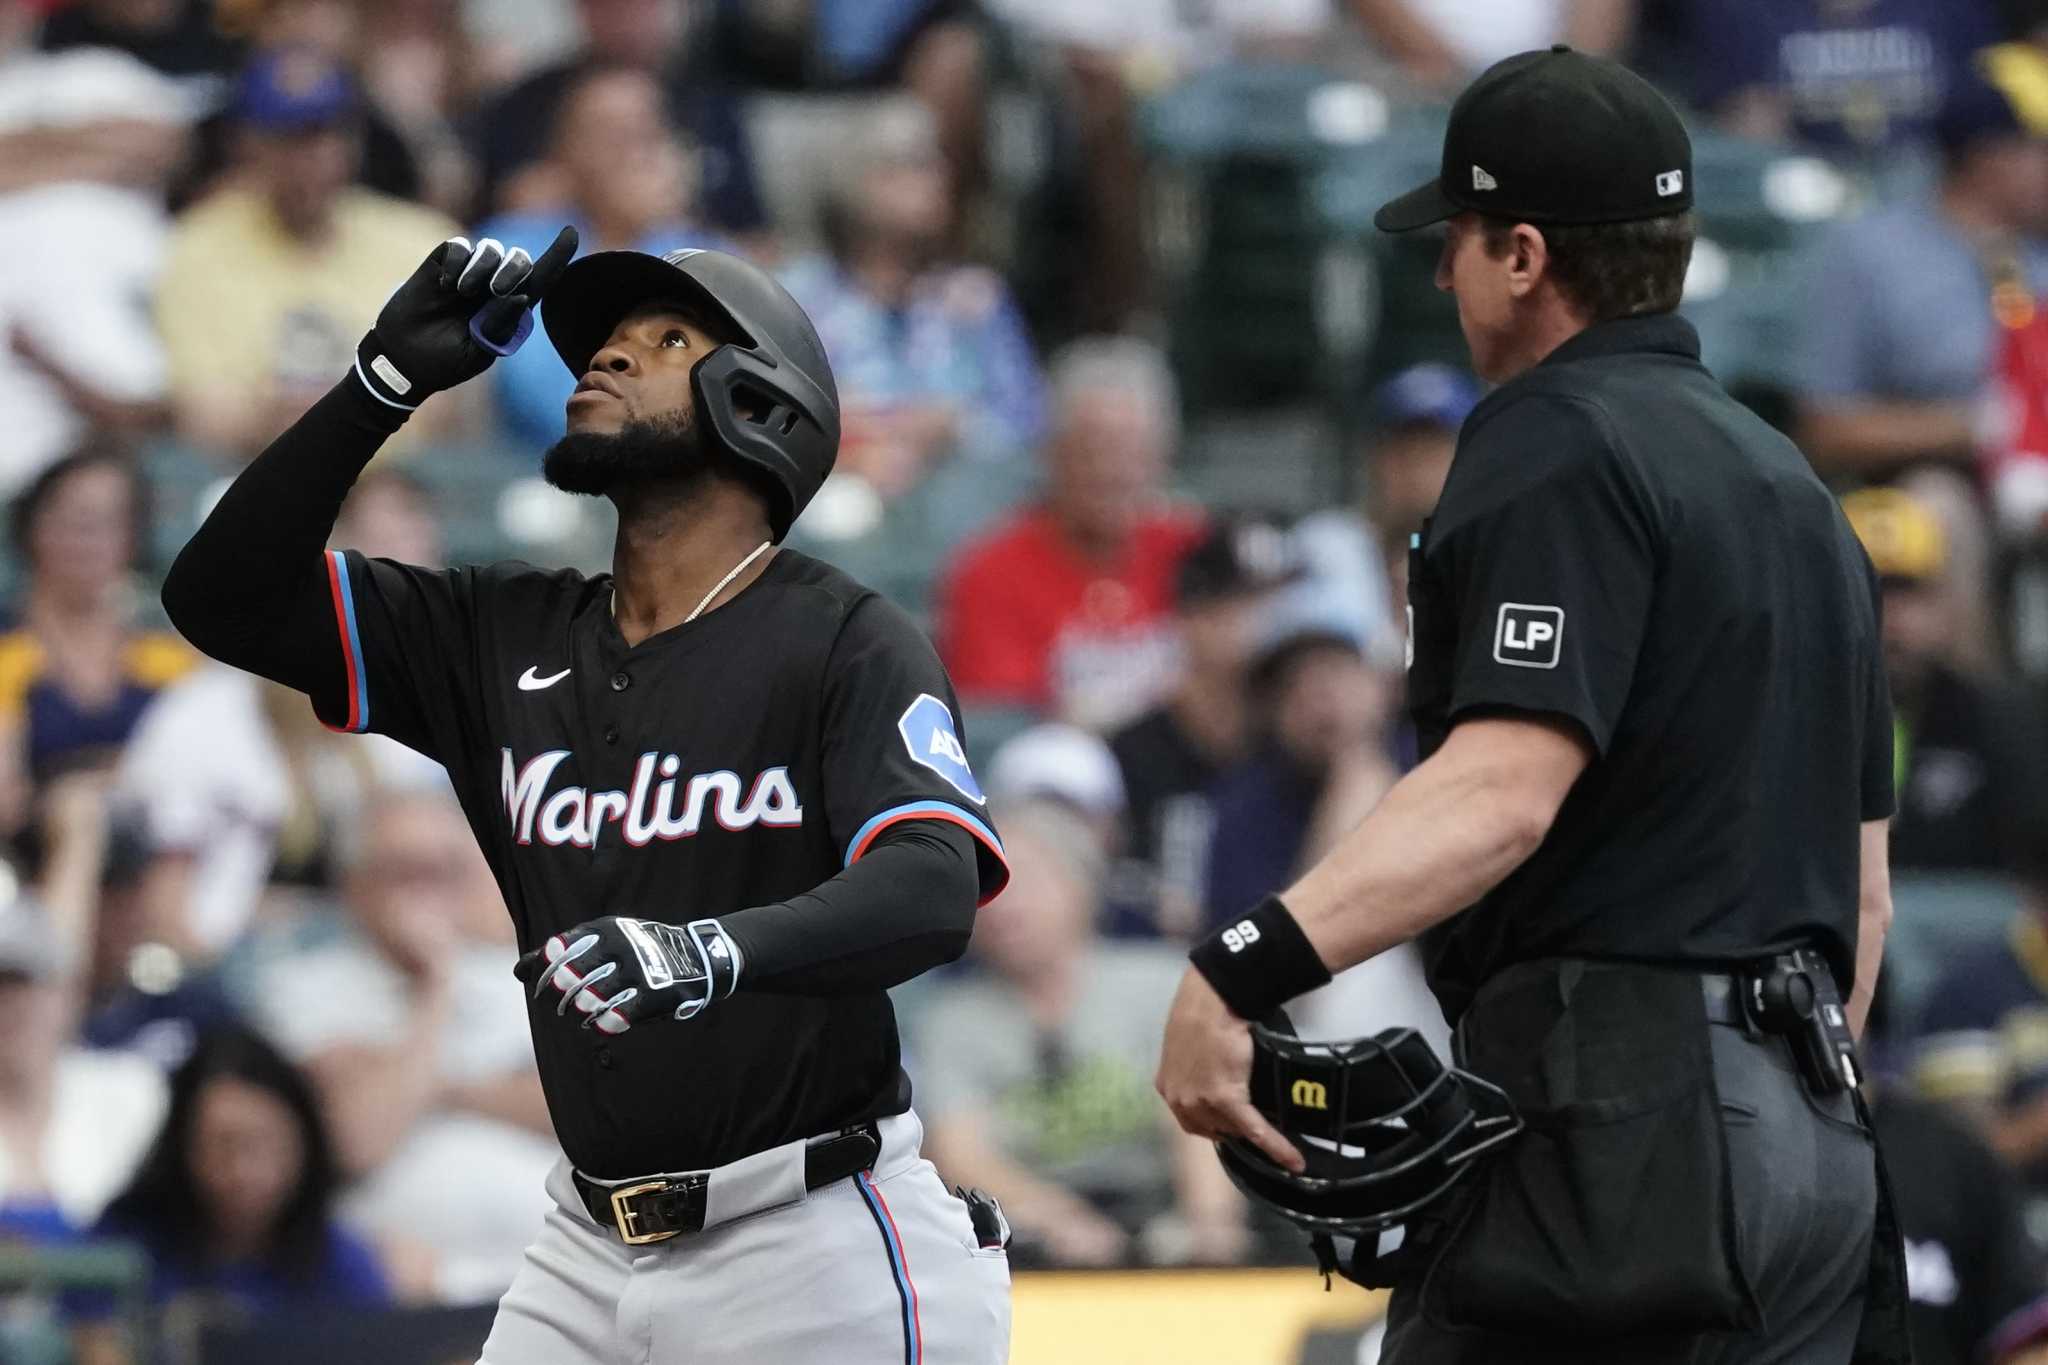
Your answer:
[690,343,837,542]
[727,378,803,438]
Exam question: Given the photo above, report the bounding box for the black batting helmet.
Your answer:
[1219,1013,1520,1241]
[541,248,840,540]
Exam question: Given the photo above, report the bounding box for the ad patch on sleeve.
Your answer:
[898,693,986,805]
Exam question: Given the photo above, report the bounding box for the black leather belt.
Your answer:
[573,1124,881,1245]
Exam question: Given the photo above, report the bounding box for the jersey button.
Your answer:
[610,671,630,692]
[596,1046,614,1070]
[604,726,619,745]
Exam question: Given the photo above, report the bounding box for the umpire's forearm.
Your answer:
[1284,717,1586,976]
[161,376,405,691]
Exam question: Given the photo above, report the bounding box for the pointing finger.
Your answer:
[518,225,579,304]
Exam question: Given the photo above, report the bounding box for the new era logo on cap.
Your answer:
[1656,169,1684,197]
[1472,165,1498,191]
[1494,603,1564,669]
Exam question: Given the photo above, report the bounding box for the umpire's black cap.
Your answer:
[1375,45,1694,232]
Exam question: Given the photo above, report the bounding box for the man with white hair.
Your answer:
[938,336,1205,731]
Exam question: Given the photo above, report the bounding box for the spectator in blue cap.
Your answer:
[154,47,461,457]
[1286,363,1480,663]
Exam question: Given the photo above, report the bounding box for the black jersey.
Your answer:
[1405,314,1893,1021]
[315,544,1007,1174]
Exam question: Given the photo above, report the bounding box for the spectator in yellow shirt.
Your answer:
[0,448,193,835]
[154,48,463,459]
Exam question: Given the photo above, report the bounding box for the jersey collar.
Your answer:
[1538,312,1702,369]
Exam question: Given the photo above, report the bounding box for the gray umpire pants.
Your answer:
[478,1110,1011,1365]
[1381,1022,1878,1364]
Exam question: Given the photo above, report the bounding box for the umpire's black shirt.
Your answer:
[1406,314,1893,1022]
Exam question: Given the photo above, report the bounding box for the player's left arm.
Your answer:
[519,593,1008,1034]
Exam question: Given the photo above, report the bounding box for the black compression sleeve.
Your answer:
[160,376,407,698]
[718,821,978,995]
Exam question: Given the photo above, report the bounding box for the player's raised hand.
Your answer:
[516,914,742,1035]
[354,224,579,411]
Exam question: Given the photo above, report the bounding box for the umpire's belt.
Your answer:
[572,1123,880,1245]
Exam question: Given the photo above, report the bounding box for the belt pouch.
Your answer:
[1420,959,1762,1337]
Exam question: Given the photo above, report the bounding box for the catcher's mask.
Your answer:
[1217,1012,1521,1240]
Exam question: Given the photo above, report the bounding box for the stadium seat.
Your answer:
[1142,63,1403,413]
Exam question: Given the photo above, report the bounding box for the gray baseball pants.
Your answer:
[478,1111,1011,1365]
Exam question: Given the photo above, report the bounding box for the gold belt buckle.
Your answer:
[610,1180,681,1245]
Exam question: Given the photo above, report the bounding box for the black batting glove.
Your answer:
[516,915,742,1035]
[354,225,578,412]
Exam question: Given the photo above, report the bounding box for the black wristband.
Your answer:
[1189,895,1332,1021]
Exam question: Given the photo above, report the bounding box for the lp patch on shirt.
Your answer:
[898,693,987,805]
[1494,603,1564,669]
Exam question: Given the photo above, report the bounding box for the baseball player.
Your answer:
[161,229,1015,1363]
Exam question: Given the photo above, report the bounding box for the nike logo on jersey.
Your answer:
[501,749,804,849]
[518,666,572,691]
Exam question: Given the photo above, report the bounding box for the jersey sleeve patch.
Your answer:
[323,550,370,733]
[845,800,1011,907]
[1492,603,1564,669]
[897,693,986,805]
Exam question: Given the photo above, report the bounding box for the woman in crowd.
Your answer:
[73,1024,388,1362]
[0,450,191,837]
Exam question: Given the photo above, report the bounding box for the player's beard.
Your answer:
[542,409,710,496]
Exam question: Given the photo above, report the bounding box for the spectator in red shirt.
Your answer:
[937,337,1204,731]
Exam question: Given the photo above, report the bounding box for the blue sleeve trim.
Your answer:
[326,550,372,733]
[843,800,1003,868]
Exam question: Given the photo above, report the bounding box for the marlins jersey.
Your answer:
[311,546,1008,1176]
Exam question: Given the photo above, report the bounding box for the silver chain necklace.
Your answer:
[613,540,773,627]
[685,540,773,623]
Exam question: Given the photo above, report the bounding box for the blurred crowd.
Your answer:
[2,0,2048,1362]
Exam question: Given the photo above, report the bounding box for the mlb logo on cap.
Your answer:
[1656,170,1685,197]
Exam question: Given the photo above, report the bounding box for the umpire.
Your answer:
[1157,47,1910,1363]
